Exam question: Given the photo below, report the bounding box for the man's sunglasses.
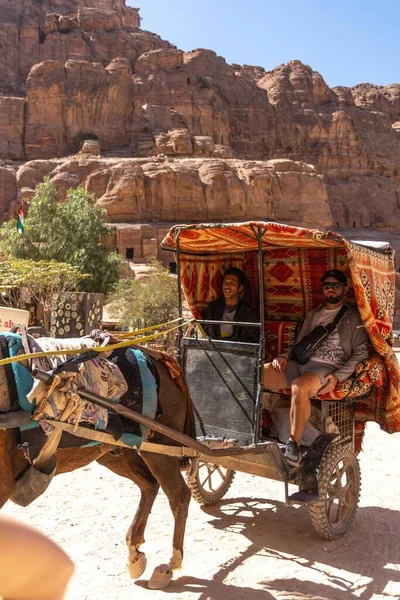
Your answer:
[323,282,344,290]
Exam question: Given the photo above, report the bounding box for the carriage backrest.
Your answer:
[180,246,354,323]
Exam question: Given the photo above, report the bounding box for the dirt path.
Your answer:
[3,422,400,600]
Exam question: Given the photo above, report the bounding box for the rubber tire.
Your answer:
[309,443,361,540]
[187,461,235,505]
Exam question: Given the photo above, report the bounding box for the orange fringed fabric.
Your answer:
[342,239,400,436]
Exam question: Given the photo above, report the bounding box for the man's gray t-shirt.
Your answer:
[310,306,347,367]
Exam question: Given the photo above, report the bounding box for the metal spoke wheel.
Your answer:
[186,460,235,505]
[309,444,361,540]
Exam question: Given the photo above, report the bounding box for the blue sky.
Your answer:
[132,0,399,88]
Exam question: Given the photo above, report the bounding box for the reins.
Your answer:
[0,318,194,367]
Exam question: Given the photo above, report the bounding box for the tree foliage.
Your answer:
[106,259,179,330]
[0,258,88,331]
[1,179,122,294]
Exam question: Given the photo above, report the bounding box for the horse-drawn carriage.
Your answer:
[1,220,400,589]
[160,221,400,539]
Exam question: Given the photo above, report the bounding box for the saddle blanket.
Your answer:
[0,333,159,450]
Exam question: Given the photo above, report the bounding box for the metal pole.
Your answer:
[257,226,266,365]
[254,226,266,443]
[175,229,183,364]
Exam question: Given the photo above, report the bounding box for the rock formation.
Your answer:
[0,0,159,95]
[15,155,330,225]
[0,0,399,270]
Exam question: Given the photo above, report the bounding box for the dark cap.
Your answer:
[321,269,347,286]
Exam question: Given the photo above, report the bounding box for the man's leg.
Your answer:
[290,371,322,444]
[263,362,288,391]
[283,371,322,465]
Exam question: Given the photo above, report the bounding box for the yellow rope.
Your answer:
[0,319,194,367]
[111,317,185,340]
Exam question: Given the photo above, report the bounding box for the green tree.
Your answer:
[0,258,88,331]
[106,259,179,331]
[1,179,122,294]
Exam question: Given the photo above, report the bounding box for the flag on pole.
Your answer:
[17,207,24,234]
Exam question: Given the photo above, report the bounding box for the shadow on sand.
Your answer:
[136,495,400,600]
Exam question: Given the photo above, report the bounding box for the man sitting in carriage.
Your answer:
[264,269,369,466]
[202,267,259,343]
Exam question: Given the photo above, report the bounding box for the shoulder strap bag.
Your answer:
[290,304,349,365]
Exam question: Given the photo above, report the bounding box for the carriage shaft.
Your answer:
[31,369,271,458]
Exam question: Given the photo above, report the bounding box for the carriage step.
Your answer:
[287,490,319,505]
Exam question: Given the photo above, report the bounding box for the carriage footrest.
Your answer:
[287,490,319,504]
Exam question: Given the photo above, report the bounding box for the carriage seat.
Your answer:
[264,320,386,400]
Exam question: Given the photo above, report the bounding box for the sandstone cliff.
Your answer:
[0,0,399,239]
[15,156,330,225]
[0,0,166,94]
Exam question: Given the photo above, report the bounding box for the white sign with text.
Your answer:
[0,307,30,332]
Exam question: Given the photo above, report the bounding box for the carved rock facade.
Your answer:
[0,0,399,262]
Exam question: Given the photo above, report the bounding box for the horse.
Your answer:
[0,343,196,590]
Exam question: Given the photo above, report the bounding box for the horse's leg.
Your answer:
[140,452,191,589]
[97,449,159,579]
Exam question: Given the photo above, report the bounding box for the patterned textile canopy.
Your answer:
[162,221,346,253]
[162,221,400,437]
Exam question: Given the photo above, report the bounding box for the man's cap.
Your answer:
[321,269,347,286]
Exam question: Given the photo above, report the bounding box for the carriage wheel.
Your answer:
[187,460,235,505]
[309,444,361,540]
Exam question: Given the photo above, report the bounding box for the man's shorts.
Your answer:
[284,360,337,388]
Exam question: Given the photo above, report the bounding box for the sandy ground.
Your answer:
[3,421,400,600]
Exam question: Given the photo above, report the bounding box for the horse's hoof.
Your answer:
[147,564,173,589]
[170,548,182,569]
[128,552,147,579]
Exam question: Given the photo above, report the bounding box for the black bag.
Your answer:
[290,305,348,365]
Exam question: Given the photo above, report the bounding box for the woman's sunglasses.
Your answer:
[323,282,344,290]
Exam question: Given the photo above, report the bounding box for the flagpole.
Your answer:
[17,206,24,234]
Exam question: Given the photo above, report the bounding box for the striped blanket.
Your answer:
[0,333,158,448]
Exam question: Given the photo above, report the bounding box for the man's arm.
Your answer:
[295,311,316,344]
[202,298,222,339]
[202,300,217,337]
[240,306,260,343]
[277,310,316,360]
[334,313,369,382]
[202,305,211,337]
